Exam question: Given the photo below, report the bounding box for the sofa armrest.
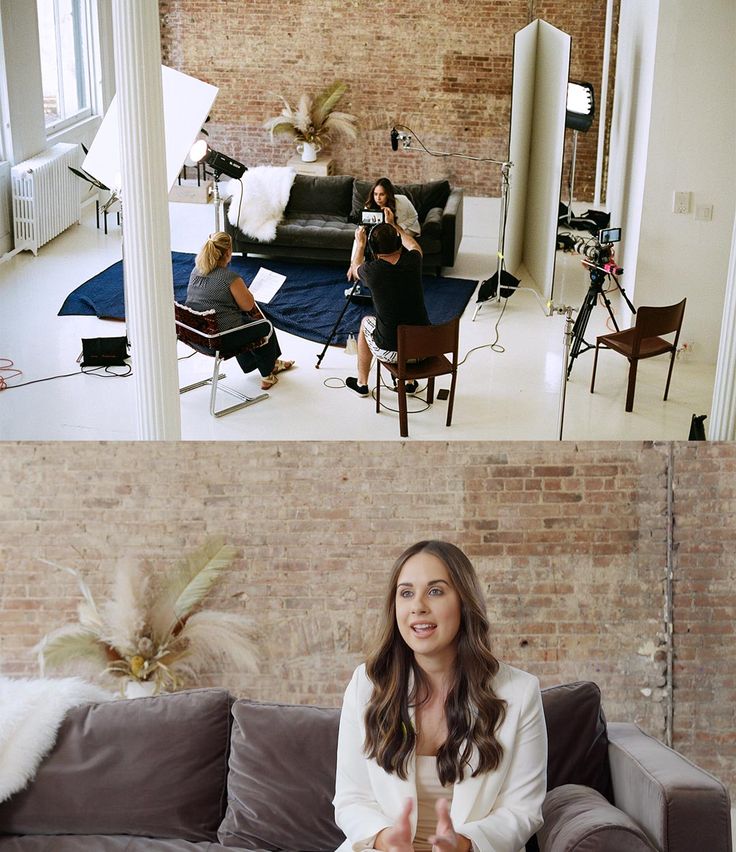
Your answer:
[440,187,464,267]
[607,722,731,852]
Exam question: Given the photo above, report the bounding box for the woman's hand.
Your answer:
[373,798,414,852]
[428,798,472,852]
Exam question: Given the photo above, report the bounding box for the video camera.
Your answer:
[571,227,623,275]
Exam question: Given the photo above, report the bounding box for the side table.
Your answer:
[287,153,334,176]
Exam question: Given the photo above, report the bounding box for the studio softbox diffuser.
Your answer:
[477,269,521,301]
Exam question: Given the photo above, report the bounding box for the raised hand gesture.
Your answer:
[373,798,414,852]
[428,798,471,852]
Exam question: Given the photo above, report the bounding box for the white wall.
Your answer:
[610,0,736,364]
[606,0,659,316]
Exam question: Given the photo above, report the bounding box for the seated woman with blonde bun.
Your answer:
[185,232,294,390]
[333,540,547,852]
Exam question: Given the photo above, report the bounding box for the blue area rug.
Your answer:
[59,252,478,347]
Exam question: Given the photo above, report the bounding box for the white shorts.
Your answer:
[362,315,397,363]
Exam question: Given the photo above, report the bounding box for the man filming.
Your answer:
[345,212,429,397]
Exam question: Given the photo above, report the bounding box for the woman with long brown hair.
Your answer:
[333,541,547,852]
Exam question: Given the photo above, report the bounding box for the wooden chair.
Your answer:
[375,316,460,437]
[174,302,272,417]
[590,298,686,412]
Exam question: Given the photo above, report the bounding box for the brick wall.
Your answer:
[1,441,733,794]
[158,0,613,200]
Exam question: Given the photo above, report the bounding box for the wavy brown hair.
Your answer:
[363,540,506,786]
[364,177,397,215]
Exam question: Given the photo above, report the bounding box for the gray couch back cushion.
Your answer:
[218,700,345,851]
[538,784,655,851]
[285,174,354,218]
[542,681,611,799]
[0,688,232,842]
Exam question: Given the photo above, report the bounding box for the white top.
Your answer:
[333,662,548,852]
[414,756,453,851]
[395,194,421,236]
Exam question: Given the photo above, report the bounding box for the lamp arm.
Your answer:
[393,124,512,168]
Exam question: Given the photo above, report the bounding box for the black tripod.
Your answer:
[315,278,364,368]
[567,261,635,378]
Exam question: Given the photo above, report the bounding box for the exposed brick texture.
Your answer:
[1,441,733,797]
[158,0,615,199]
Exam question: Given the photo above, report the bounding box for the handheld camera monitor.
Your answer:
[361,209,385,227]
[599,227,621,244]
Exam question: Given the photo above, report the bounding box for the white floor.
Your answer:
[0,197,715,441]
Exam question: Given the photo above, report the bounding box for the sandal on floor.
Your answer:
[272,359,295,375]
[261,373,279,390]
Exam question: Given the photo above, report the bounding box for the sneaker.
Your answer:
[346,377,369,397]
[390,377,419,395]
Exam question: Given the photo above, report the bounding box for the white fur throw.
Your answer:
[0,676,112,803]
[226,167,296,242]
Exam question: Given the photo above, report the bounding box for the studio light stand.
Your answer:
[189,141,247,234]
[389,125,516,319]
[562,81,595,226]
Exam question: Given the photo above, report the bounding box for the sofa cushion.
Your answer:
[0,837,230,851]
[0,688,232,842]
[541,681,612,799]
[285,174,354,217]
[538,784,655,851]
[398,179,451,220]
[218,700,345,851]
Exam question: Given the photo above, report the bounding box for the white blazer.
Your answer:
[333,662,547,852]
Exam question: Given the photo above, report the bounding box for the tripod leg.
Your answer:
[316,282,360,368]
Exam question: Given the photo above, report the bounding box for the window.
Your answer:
[36,0,93,132]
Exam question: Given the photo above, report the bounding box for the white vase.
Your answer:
[296,141,321,162]
[124,679,157,699]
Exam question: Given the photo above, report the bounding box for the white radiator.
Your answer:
[11,142,82,255]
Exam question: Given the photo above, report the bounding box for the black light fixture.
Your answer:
[562,81,595,226]
[565,81,595,132]
[189,140,247,179]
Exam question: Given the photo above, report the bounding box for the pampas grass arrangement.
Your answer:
[35,541,258,694]
[263,80,358,147]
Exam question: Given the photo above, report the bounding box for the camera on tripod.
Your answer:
[571,227,623,275]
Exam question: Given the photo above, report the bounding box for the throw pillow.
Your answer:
[0,688,233,842]
[397,179,450,221]
[538,784,655,851]
[541,681,612,799]
[218,700,345,852]
[285,174,354,218]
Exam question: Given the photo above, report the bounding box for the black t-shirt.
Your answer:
[359,249,429,351]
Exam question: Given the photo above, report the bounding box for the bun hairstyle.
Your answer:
[195,231,232,275]
[363,540,507,786]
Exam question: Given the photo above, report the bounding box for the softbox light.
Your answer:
[565,81,595,132]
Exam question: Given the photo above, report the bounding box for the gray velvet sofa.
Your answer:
[0,682,730,852]
[223,175,464,274]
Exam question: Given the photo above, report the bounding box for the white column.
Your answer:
[709,207,736,440]
[111,0,181,440]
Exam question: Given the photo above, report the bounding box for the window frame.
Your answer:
[38,0,97,136]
